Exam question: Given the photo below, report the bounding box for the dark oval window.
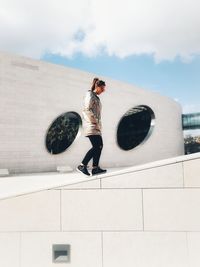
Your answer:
[46,112,82,154]
[117,105,155,151]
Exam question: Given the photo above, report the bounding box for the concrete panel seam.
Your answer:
[3,230,200,233]
[101,232,104,267]
[60,190,62,231]
[185,232,190,267]
[56,188,101,190]
[19,232,22,267]
[182,161,185,188]
[50,178,101,190]
[98,187,185,190]
[141,189,145,231]
[143,189,147,231]
[11,61,39,70]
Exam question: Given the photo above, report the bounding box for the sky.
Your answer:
[0,0,200,116]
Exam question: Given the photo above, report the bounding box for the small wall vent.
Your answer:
[52,244,70,263]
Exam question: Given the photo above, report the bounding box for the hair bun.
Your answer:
[96,80,106,87]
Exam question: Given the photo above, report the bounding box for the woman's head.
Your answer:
[95,80,106,95]
[91,78,106,95]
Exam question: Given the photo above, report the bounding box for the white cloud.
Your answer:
[0,0,200,62]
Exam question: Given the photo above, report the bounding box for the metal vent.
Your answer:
[52,244,70,263]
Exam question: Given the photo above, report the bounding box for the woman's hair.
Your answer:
[91,77,99,91]
[96,80,106,87]
[91,78,106,91]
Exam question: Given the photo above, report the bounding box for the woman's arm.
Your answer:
[83,93,98,124]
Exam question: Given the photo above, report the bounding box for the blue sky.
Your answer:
[42,52,200,113]
[1,0,200,115]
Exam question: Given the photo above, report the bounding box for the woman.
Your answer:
[77,77,107,176]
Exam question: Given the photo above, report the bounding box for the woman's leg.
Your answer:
[81,135,103,166]
[91,135,103,167]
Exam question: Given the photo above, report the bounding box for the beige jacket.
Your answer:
[82,90,102,136]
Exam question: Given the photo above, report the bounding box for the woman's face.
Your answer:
[96,85,106,95]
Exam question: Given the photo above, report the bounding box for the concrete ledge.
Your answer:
[0,153,200,200]
[98,152,200,179]
[101,162,184,189]
[0,169,9,177]
[56,165,73,173]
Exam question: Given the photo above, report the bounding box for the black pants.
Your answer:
[82,135,103,167]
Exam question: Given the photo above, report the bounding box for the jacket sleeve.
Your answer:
[83,93,98,124]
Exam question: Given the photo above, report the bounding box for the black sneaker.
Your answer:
[92,166,107,175]
[76,165,90,176]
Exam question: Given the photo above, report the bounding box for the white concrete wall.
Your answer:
[21,232,102,267]
[0,51,184,174]
[0,155,200,266]
[0,190,60,231]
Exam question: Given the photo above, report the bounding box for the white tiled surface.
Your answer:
[0,233,20,267]
[187,232,200,267]
[61,189,143,231]
[101,163,183,188]
[183,158,200,187]
[103,232,189,267]
[143,188,200,231]
[2,231,200,267]
[0,191,60,231]
[20,232,102,267]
